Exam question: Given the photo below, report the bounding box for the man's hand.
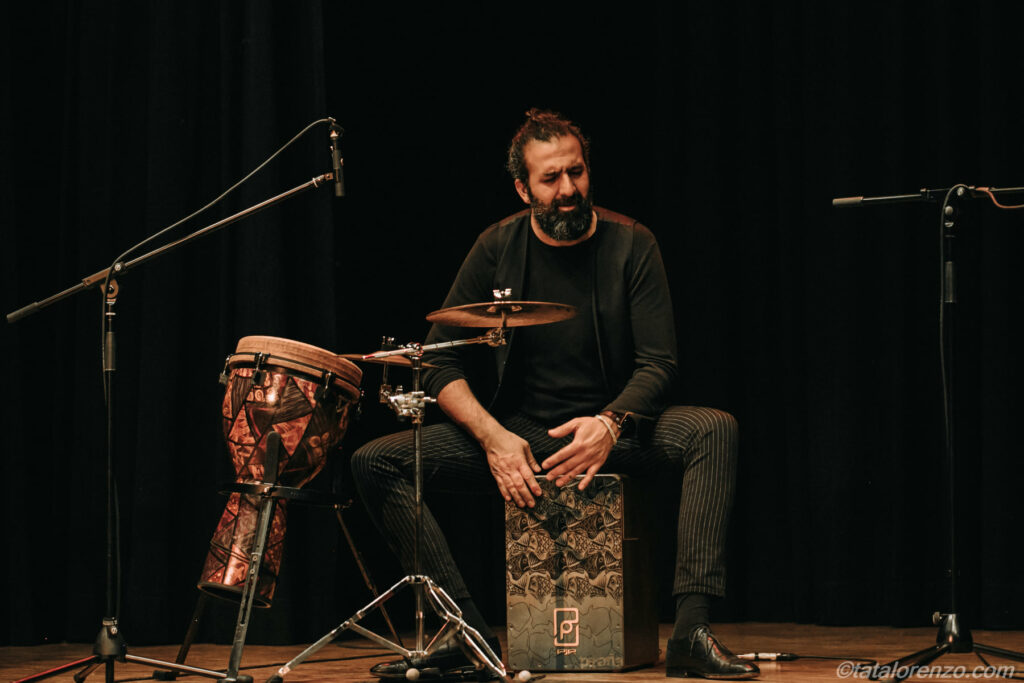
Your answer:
[436,379,543,508]
[542,416,616,490]
[482,426,543,508]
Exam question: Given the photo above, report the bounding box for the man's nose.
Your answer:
[556,172,577,197]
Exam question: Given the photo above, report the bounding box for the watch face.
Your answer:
[615,412,636,437]
[602,410,633,432]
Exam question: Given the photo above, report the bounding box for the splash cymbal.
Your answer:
[339,353,438,369]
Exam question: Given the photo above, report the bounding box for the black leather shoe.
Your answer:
[370,636,502,680]
[665,626,759,679]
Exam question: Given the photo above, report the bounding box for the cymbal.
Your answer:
[339,353,438,369]
[426,300,577,328]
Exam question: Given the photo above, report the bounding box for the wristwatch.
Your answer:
[600,410,635,438]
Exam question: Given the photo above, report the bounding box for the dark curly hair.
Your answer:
[506,108,591,184]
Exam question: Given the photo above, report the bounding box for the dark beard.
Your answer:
[530,190,594,242]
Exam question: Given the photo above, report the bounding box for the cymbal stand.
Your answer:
[267,330,511,682]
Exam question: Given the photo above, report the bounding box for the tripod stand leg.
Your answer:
[70,660,110,683]
[153,592,210,680]
[11,656,99,683]
[127,653,238,679]
[73,660,105,683]
[265,620,356,683]
[870,643,950,682]
[423,578,507,680]
[176,592,209,663]
[974,642,1024,664]
[267,575,420,682]
[335,507,402,645]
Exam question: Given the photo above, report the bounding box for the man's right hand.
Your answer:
[435,379,543,508]
[481,426,543,508]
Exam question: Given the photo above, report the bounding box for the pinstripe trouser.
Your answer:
[350,405,737,601]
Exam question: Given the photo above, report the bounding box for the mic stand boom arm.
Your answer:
[6,172,337,324]
[832,184,1024,207]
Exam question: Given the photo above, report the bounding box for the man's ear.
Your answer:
[514,179,531,205]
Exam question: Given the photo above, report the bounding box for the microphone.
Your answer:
[329,124,345,197]
[737,652,798,661]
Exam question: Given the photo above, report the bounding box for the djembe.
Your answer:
[198,336,361,606]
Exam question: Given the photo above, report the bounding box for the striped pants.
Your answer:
[350,406,737,601]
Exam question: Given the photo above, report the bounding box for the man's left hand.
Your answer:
[542,416,616,490]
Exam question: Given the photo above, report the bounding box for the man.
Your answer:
[351,109,757,680]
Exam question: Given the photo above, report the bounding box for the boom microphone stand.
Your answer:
[6,169,340,683]
[833,184,1024,682]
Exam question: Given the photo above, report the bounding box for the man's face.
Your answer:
[515,135,593,242]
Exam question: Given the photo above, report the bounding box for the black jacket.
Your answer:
[422,207,678,427]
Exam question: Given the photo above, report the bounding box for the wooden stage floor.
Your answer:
[4,623,1024,682]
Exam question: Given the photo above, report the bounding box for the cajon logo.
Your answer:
[553,607,580,647]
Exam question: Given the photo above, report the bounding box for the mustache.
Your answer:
[552,194,583,208]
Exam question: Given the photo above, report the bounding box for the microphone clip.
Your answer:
[329,123,345,197]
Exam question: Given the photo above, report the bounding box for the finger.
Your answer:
[494,477,512,504]
[552,455,588,487]
[524,444,542,473]
[547,417,582,439]
[501,472,528,508]
[578,463,601,491]
[541,442,578,471]
[511,473,536,508]
[544,455,574,479]
[544,454,579,482]
[556,467,584,487]
[521,464,543,497]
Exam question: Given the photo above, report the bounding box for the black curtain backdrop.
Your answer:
[3,1,1023,648]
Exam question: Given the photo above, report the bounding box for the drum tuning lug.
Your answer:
[252,352,269,385]
[218,354,232,385]
[315,371,337,404]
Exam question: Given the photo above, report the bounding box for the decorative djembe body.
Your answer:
[198,336,361,606]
